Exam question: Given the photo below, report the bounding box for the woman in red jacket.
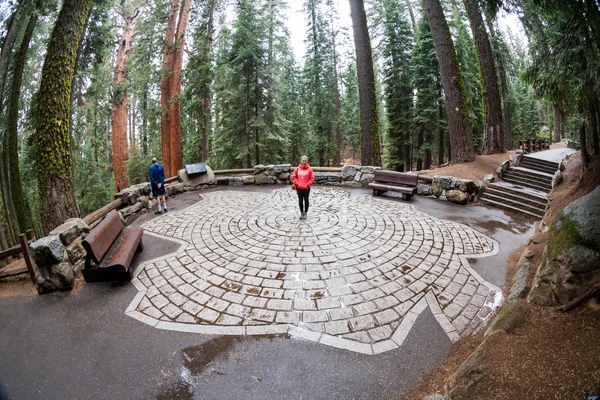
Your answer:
[292,155,314,220]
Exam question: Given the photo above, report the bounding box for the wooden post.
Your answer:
[26,228,35,241]
[19,233,37,284]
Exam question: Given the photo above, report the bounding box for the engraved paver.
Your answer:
[127,187,501,354]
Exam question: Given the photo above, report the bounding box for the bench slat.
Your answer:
[368,182,417,194]
[82,210,124,264]
[102,227,143,272]
[373,170,418,186]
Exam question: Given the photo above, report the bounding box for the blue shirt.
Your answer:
[149,163,165,186]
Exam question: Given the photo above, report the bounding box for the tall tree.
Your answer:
[378,0,414,171]
[0,0,29,244]
[422,0,475,162]
[161,0,192,177]
[463,0,503,154]
[411,10,442,170]
[112,5,139,192]
[349,0,381,166]
[6,1,39,234]
[34,0,94,233]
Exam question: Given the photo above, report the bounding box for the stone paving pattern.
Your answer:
[127,188,500,353]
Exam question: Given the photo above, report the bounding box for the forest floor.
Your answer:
[400,146,600,400]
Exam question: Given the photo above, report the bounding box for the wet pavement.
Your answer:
[0,186,535,399]
[526,147,577,163]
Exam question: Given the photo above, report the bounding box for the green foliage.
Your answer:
[340,61,361,160]
[126,143,150,185]
[74,140,113,217]
[376,0,414,171]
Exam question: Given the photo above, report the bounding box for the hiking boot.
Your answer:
[163,208,169,213]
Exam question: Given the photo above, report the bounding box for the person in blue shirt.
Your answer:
[149,157,168,214]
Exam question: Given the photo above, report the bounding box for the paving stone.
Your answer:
[374,309,400,325]
[316,297,341,310]
[162,304,183,319]
[267,299,293,311]
[368,325,393,342]
[349,315,375,331]
[303,310,329,323]
[325,320,351,335]
[197,308,220,323]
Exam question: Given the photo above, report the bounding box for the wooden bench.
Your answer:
[82,210,143,282]
[368,170,418,200]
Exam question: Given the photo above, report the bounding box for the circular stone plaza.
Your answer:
[0,186,534,399]
[130,187,501,355]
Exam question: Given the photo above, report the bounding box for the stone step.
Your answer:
[487,182,548,202]
[502,176,552,193]
[480,192,546,216]
[485,186,548,209]
[480,197,545,219]
[518,163,557,175]
[505,168,553,184]
[503,171,553,189]
[520,157,559,172]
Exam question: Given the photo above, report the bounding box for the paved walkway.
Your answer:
[527,147,577,163]
[128,187,500,354]
[0,187,535,399]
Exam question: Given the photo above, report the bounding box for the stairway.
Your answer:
[480,155,559,219]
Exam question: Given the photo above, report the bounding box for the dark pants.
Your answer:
[297,188,310,213]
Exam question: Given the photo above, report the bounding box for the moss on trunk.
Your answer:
[34,0,93,234]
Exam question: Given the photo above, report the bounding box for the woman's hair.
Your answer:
[301,155,308,162]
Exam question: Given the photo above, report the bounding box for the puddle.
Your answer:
[152,335,290,399]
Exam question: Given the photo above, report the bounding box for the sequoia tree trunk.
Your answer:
[34,0,93,234]
[349,0,382,167]
[112,9,138,192]
[422,0,474,163]
[168,0,191,177]
[160,0,179,176]
[464,0,503,155]
[7,10,37,233]
[161,0,191,177]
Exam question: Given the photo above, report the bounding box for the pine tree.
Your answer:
[411,11,442,170]
[378,0,414,171]
[349,0,382,166]
[422,0,475,163]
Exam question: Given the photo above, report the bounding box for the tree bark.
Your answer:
[112,9,138,192]
[349,0,382,167]
[590,97,599,155]
[167,0,191,177]
[485,18,512,150]
[34,0,93,234]
[7,10,37,234]
[201,0,215,162]
[464,0,503,155]
[160,0,179,176]
[331,11,342,166]
[422,0,474,163]
[554,103,562,143]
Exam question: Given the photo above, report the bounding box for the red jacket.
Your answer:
[292,163,314,190]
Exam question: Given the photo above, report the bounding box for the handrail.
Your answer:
[83,198,125,226]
